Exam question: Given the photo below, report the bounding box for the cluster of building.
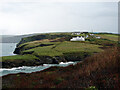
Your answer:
[89,33,101,39]
[70,36,85,41]
[71,32,88,35]
[70,32,101,41]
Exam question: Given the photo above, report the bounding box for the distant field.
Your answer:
[22,41,103,57]
[2,40,103,63]
[96,34,118,41]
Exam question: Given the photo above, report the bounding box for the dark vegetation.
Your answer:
[2,46,119,89]
[17,33,72,47]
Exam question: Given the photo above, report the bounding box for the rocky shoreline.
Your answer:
[2,56,61,68]
[2,51,92,68]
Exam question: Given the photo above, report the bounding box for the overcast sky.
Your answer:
[0,1,118,35]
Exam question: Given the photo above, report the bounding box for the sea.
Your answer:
[0,43,77,76]
[0,43,17,57]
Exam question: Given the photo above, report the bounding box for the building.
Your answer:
[96,36,101,39]
[72,32,81,35]
[85,35,89,38]
[70,36,85,41]
[90,34,94,36]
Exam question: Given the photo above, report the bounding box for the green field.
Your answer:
[2,32,118,67]
[2,41,103,62]
[2,54,39,62]
[22,41,103,56]
[95,34,118,41]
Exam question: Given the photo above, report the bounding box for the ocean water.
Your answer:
[0,43,17,57]
[0,43,78,76]
[0,62,78,76]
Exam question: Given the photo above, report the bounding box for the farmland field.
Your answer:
[95,34,118,41]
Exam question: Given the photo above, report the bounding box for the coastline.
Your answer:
[0,61,78,77]
[1,32,118,68]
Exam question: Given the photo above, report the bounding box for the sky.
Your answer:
[0,0,118,35]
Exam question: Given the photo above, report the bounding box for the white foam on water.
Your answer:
[59,61,74,64]
[0,61,78,76]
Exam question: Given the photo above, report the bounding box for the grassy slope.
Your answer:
[2,55,39,62]
[2,40,103,62]
[2,46,119,88]
[95,34,118,41]
[16,32,72,47]
[2,33,118,63]
[23,41,102,56]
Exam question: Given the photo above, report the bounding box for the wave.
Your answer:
[0,61,78,76]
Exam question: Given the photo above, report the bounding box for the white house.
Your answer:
[85,35,89,38]
[70,36,85,41]
[96,36,101,39]
[71,32,81,35]
[90,34,94,36]
[76,33,81,35]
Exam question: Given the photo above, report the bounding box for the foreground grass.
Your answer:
[2,46,119,88]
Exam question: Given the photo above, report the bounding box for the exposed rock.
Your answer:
[2,56,62,68]
[22,51,34,55]
[13,44,28,54]
[2,52,92,68]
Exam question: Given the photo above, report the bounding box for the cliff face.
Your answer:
[2,51,92,68]
[2,56,62,68]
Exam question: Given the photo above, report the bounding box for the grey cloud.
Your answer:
[0,2,118,35]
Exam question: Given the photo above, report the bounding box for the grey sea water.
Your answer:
[0,43,17,57]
